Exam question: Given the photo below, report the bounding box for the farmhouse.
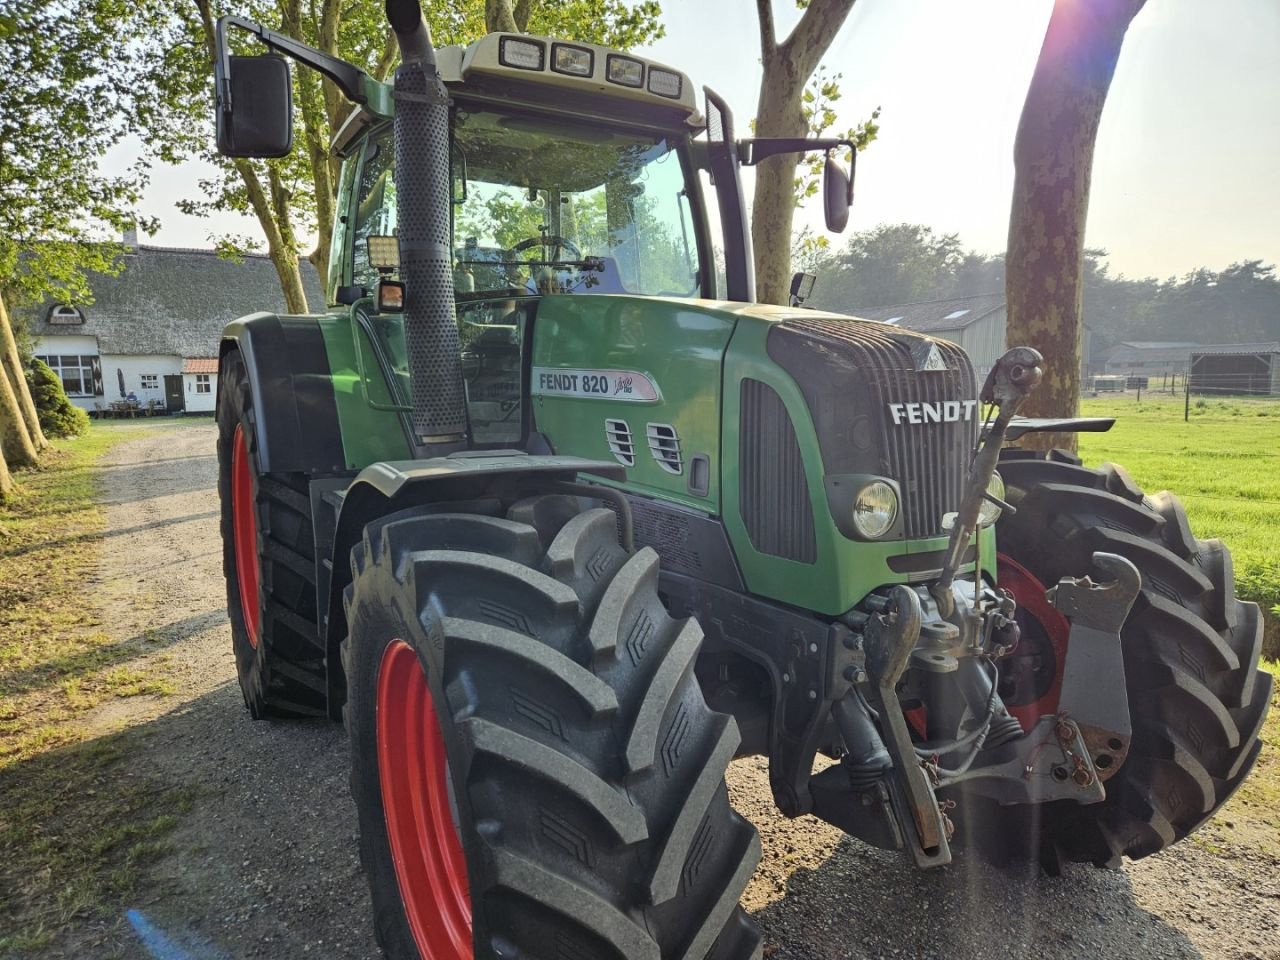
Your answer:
[848,294,1093,379]
[23,234,323,414]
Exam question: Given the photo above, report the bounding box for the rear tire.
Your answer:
[217,350,326,718]
[342,498,762,959]
[983,451,1270,868]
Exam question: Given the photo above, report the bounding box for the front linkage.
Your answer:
[811,348,1143,867]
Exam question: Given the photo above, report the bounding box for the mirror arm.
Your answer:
[735,137,855,166]
[215,14,369,115]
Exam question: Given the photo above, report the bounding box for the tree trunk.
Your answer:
[0,436,12,499]
[1005,0,1146,451]
[751,0,857,305]
[0,295,48,451]
[0,342,39,468]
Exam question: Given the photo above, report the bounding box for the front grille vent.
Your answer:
[604,419,635,466]
[646,423,683,475]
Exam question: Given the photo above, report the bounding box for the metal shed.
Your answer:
[1189,342,1280,396]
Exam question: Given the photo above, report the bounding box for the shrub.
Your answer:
[28,358,90,438]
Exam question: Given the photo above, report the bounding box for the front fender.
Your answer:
[219,312,348,475]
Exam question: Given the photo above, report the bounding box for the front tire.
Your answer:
[989,452,1271,867]
[217,350,326,718]
[342,500,762,960]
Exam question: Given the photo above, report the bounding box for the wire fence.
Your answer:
[1083,370,1280,420]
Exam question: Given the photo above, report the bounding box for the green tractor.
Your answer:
[213,2,1269,957]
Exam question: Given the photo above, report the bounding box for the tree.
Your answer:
[750,0,860,306]
[0,296,47,453]
[147,0,664,313]
[0,0,159,469]
[1004,0,1147,450]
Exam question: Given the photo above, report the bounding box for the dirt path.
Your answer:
[45,423,1280,959]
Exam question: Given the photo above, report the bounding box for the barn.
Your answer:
[1189,342,1280,396]
[848,294,1092,381]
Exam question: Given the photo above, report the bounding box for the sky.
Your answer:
[116,0,1280,281]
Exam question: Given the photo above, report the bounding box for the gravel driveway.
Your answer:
[43,422,1280,959]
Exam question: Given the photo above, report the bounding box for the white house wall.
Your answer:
[182,373,218,413]
[32,335,187,412]
[104,355,183,406]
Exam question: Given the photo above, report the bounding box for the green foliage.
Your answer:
[804,223,1280,359]
[0,0,162,307]
[140,0,666,277]
[795,67,879,204]
[27,359,89,439]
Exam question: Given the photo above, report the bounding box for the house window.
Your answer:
[195,374,212,394]
[140,374,158,390]
[36,354,97,397]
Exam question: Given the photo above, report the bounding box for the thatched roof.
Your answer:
[23,245,325,357]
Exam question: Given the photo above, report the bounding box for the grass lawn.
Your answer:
[0,425,193,952]
[1079,393,1280,646]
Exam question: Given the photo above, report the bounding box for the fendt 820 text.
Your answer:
[212,3,1270,957]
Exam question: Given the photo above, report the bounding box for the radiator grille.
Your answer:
[739,378,816,562]
[767,317,977,540]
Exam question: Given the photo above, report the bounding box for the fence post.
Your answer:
[1184,376,1190,422]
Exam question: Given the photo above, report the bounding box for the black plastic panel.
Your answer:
[626,494,744,591]
[739,378,816,563]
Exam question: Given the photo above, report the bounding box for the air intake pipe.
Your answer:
[385,0,467,452]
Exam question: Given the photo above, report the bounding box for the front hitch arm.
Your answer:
[932,346,1043,619]
[863,586,953,868]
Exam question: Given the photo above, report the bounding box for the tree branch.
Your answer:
[780,0,857,80]
[513,0,536,32]
[485,0,519,33]
[755,0,777,58]
[373,30,399,81]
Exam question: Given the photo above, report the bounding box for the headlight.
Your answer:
[853,480,899,539]
[978,471,1005,526]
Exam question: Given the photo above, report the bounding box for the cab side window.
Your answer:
[352,131,396,292]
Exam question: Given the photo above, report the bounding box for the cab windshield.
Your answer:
[450,106,702,299]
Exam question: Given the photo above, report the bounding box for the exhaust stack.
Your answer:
[385,0,467,452]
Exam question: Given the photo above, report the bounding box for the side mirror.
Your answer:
[216,55,294,158]
[823,152,853,233]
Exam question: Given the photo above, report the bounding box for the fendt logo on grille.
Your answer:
[888,400,978,425]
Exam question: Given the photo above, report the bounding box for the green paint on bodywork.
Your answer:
[315,309,413,469]
[719,305,993,616]
[531,295,735,511]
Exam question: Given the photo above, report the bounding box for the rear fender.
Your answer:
[219,313,349,475]
[319,454,625,718]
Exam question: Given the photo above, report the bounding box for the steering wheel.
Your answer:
[511,234,582,262]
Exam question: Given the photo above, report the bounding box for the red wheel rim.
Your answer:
[997,553,1070,730]
[231,424,261,649]
[377,640,472,958]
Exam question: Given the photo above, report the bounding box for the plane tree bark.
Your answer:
[751,0,859,305]
[1005,0,1147,451]
[0,296,48,452]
